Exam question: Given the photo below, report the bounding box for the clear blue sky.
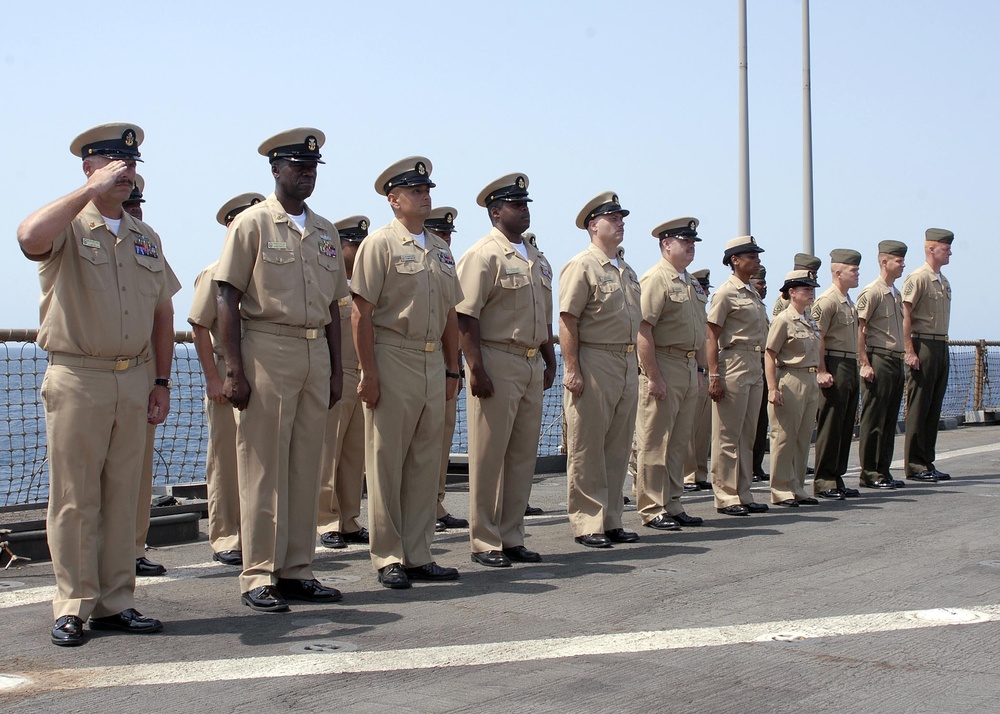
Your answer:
[2,1,994,338]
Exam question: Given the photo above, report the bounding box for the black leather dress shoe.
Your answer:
[435,520,446,532]
[378,563,411,589]
[696,481,713,490]
[717,504,749,516]
[932,469,951,480]
[320,531,347,549]
[839,487,861,498]
[683,483,700,492]
[796,497,819,505]
[406,562,460,581]
[817,489,845,500]
[806,466,815,474]
[277,578,343,603]
[503,545,542,563]
[51,615,84,646]
[862,479,897,490]
[744,502,769,513]
[754,472,770,482]
[437,513,470,530]
[524,504,544,516]
[575,533,612,548]
[213,550,243,566]
[775,499,799,507]
[136,556,166,576]
[907,471,939,482]
[645,514,681,531]
[892,479,906,488]
[89,608,163,633]
[342,527,370,544]
[672,512,704,527]
[471,550,511,568]
[605,528,640,543]
[241,585,290,612]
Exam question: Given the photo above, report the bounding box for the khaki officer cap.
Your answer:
[258,128,326,163]
[751,266,767,280]
[216,192,266,227]
[780,269,820,293]
[476,174,532,207]
[652,216,701,241]
[722,235,764,266]
[70,122,144,161]
[793,252,822,272]
[878,240,907,257]
[576,191,629,230]
[126,174,145,203]
[692,268,711,287]
[925,228,954,244]
[830,248,862,266]
[425,206,459,233]
[334,215,371,243]
[375,156,436,196]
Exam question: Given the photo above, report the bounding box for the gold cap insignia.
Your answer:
[306,136,317,151]
[360,219,368,230]
[689,220,697,230]
[123,129,135,147]
[516,176,526,189]
[251,197,261,205]
[612,194,619,204]
[416,161,426,175]
[749,235,757,245]
[445,212,453,223]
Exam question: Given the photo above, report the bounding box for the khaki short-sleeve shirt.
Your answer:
[857,277,903,352]
[707,274,768,349]
[639,258,707,351]
[902,263,951,335]
[559,243,641,344]
[350,218,462,341]
[455,227,552,348]
[36,202,180,358]
[188,261,223,356]
[214,194,348,328]
[812,286,858,352]
[337,291,357,365]
[767,306,821,368]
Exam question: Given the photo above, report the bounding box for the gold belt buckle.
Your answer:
[753,345,761,352]
[626,344,635,353]
[686,350,696,358]
[808,367,818,373]
[424,342,436,352]
[114,358,130,372]
[526,347,538,358]
[304,328,321,339]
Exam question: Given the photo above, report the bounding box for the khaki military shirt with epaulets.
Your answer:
[812,285,858,352]
[188,261,223,357]
[456,227,552,348]
[350,218,461,341]
[857,276,903,352]
[559,243,641,344]
[36,202,180,358]
[767,306,821,368]
[707,275,768,349]
[902,263,951,336]
[639,257,707,350]
[214,193,348,328]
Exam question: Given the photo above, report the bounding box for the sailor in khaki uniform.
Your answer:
[902,228,955,482]
[352,156,462,589]
[857,240,908,489]
[635,217,707,530]
[458,174,556,567]
[424,206,470,533]
[122,174,144,219]
[316,215,371,550]
[188,193,265,567]
[772,253,822,317]
[684,269,713,492]
[766,271,822,506]
[216,128,347,612]
[750,265,771,483]
[18,123,178,646]
[560,192,642,548]
[811,249,862,500]
[706,236,769,516]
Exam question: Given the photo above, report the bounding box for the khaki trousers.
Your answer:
[636,353,698,520]
[565,346,638,536]
[366,343,445,570]
[468,346,544,552]
[813,355,859,493]
[711,350,764,508]
[205,355,241,552]
[437,393,458,519]
[858,352,904,483]
[684,381,711,484]
[236,330,330,592]
[43,363,148,619]
[317,365,365,534]
[768,369,819,502]
[135,358,157,558]
[904,339,949,475]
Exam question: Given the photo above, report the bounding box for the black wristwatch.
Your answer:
[446,370,462,379]
[154,378,173,389]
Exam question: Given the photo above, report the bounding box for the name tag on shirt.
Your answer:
[267,241,288,250]
[400,254,417,263]
[505,267,522,275]
[83,237,101,249]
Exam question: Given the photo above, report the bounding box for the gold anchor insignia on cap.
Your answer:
[516,176,526,189]
[306,136,317,151]
[808,270,817,280]
[445,212,453,223]
[123,129,135,147]
[416,161,426,175]
[360,219,368,230]
[749,235,757,245]
[251,197,261,205]
[688,220,697,230]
